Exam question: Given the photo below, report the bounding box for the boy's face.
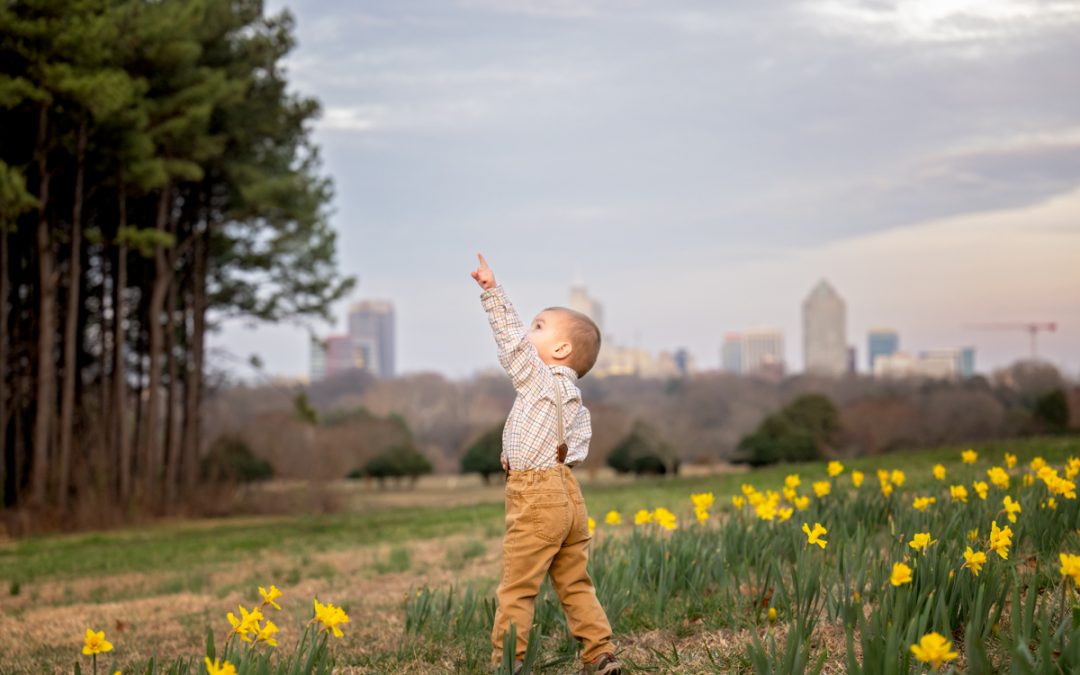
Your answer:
[527,310,573,365]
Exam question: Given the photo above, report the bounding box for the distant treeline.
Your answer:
[206,360,1078,481]
[0,0,352,526]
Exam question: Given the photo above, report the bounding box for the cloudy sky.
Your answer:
[216,0,1080,379]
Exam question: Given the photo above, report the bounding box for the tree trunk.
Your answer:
[31,104,54,506]
[57,122,87,512]
[163,262,181,505]
[0,224,8,507]
[182,223,206,493]
[114,185,131,501]
[140,182,171,504]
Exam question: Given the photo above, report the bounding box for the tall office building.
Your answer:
[742,328,785,377]
[959,347,976,377]
[324,335,359,378]
[802,280,847,376]
[309,336,327,381]
[867,329,899,372]
[721,333,743,374]
[348,300,395,378]
[569,284,604,332]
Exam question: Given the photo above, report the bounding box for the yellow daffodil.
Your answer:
[767,606,777,622]
[1003,495,1021,523]
[205,657,238,675]
[741,483,757,497]
[827,461,844,477]
[313,599,350,638]
[1004,452,1017,469]
[1061,553,1080,586]
[731,495,746,509]
[881,482,894,497]
[1022,473,1035,488]
[783,486,797,502]
[909,532,936,553]
[962,547,987,576]
[755,500,777,521]
[972,480,989,500]
[691,492,715,510]
[82,628,113,656]
[1065,457,1079,480]
[913,496,936,511]
[777,506,793,522]
[1030,456,1046,471]
[605,510,621,525]
[794,495,810,511]
[961,449,977,465]
[932,464,946,481]
[654,507,678,530]
[694,507,709,524]
[988,521,1013,560]
[812,481,831,498]
[227,605,263,642]
[987,466,1009,490]
[1045,497,1058,510]
[890,469,906,487]
[784,474,801,489]
[802,522,827,549]
[256,620,279,647]
[634,509,653,525]
[877,469,890,485]
[949,485,968,503]
[851,470,864,487]
[889,562,913,586]
[259,585,282,611]
[967,528,979,541]
[588,517,596,536]
[911,632,959,669]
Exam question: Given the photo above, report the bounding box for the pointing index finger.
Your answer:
[477,253,489,269]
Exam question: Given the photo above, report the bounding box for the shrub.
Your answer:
[1033,388,1069,432]
[461,424,505,484]
[200,435,275,483]
[354,444,433,487]
[607,421,678,475]
[734,393,840,466]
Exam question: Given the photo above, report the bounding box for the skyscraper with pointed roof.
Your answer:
[803,279,847,376]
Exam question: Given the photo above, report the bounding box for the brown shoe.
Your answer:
[582,653,622,675]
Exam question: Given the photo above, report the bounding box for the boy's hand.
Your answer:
[470,253,496,290]
[501,456,509,472]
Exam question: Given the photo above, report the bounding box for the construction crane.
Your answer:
[965,322,1057,359]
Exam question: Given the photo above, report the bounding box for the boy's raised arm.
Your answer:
[471,254,551,394]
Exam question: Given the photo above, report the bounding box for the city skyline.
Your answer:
[214,0,1080,380]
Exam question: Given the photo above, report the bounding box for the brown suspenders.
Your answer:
[504,374,569,479]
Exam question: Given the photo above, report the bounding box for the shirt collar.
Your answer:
[551,364,579,381]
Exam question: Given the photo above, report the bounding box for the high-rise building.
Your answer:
[324,335,359,378]
[959,347,976,377]
[742,328,785,377]
[721,333,743,374]
[846,346,857,375]
[569,284,604,332]
[802,280,847,376]
[867,329,899,372]
[309,336,327,381]
[348,300,395,378]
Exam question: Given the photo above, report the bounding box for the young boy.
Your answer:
[470,253,621,675]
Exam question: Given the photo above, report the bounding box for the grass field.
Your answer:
[1,435,1078,673]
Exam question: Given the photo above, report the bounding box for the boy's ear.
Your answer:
[553,341,573,361]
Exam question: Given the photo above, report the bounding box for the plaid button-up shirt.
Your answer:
[481,285,592,470]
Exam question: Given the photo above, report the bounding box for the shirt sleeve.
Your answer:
[480,285,553,395]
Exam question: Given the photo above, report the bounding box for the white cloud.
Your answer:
[803,0,1080,44]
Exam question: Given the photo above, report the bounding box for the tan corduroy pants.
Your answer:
[490,464,614,666]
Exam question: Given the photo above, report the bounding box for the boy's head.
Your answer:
[527,307,602,378]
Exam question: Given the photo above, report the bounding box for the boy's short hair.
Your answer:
[546,307,602,378]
